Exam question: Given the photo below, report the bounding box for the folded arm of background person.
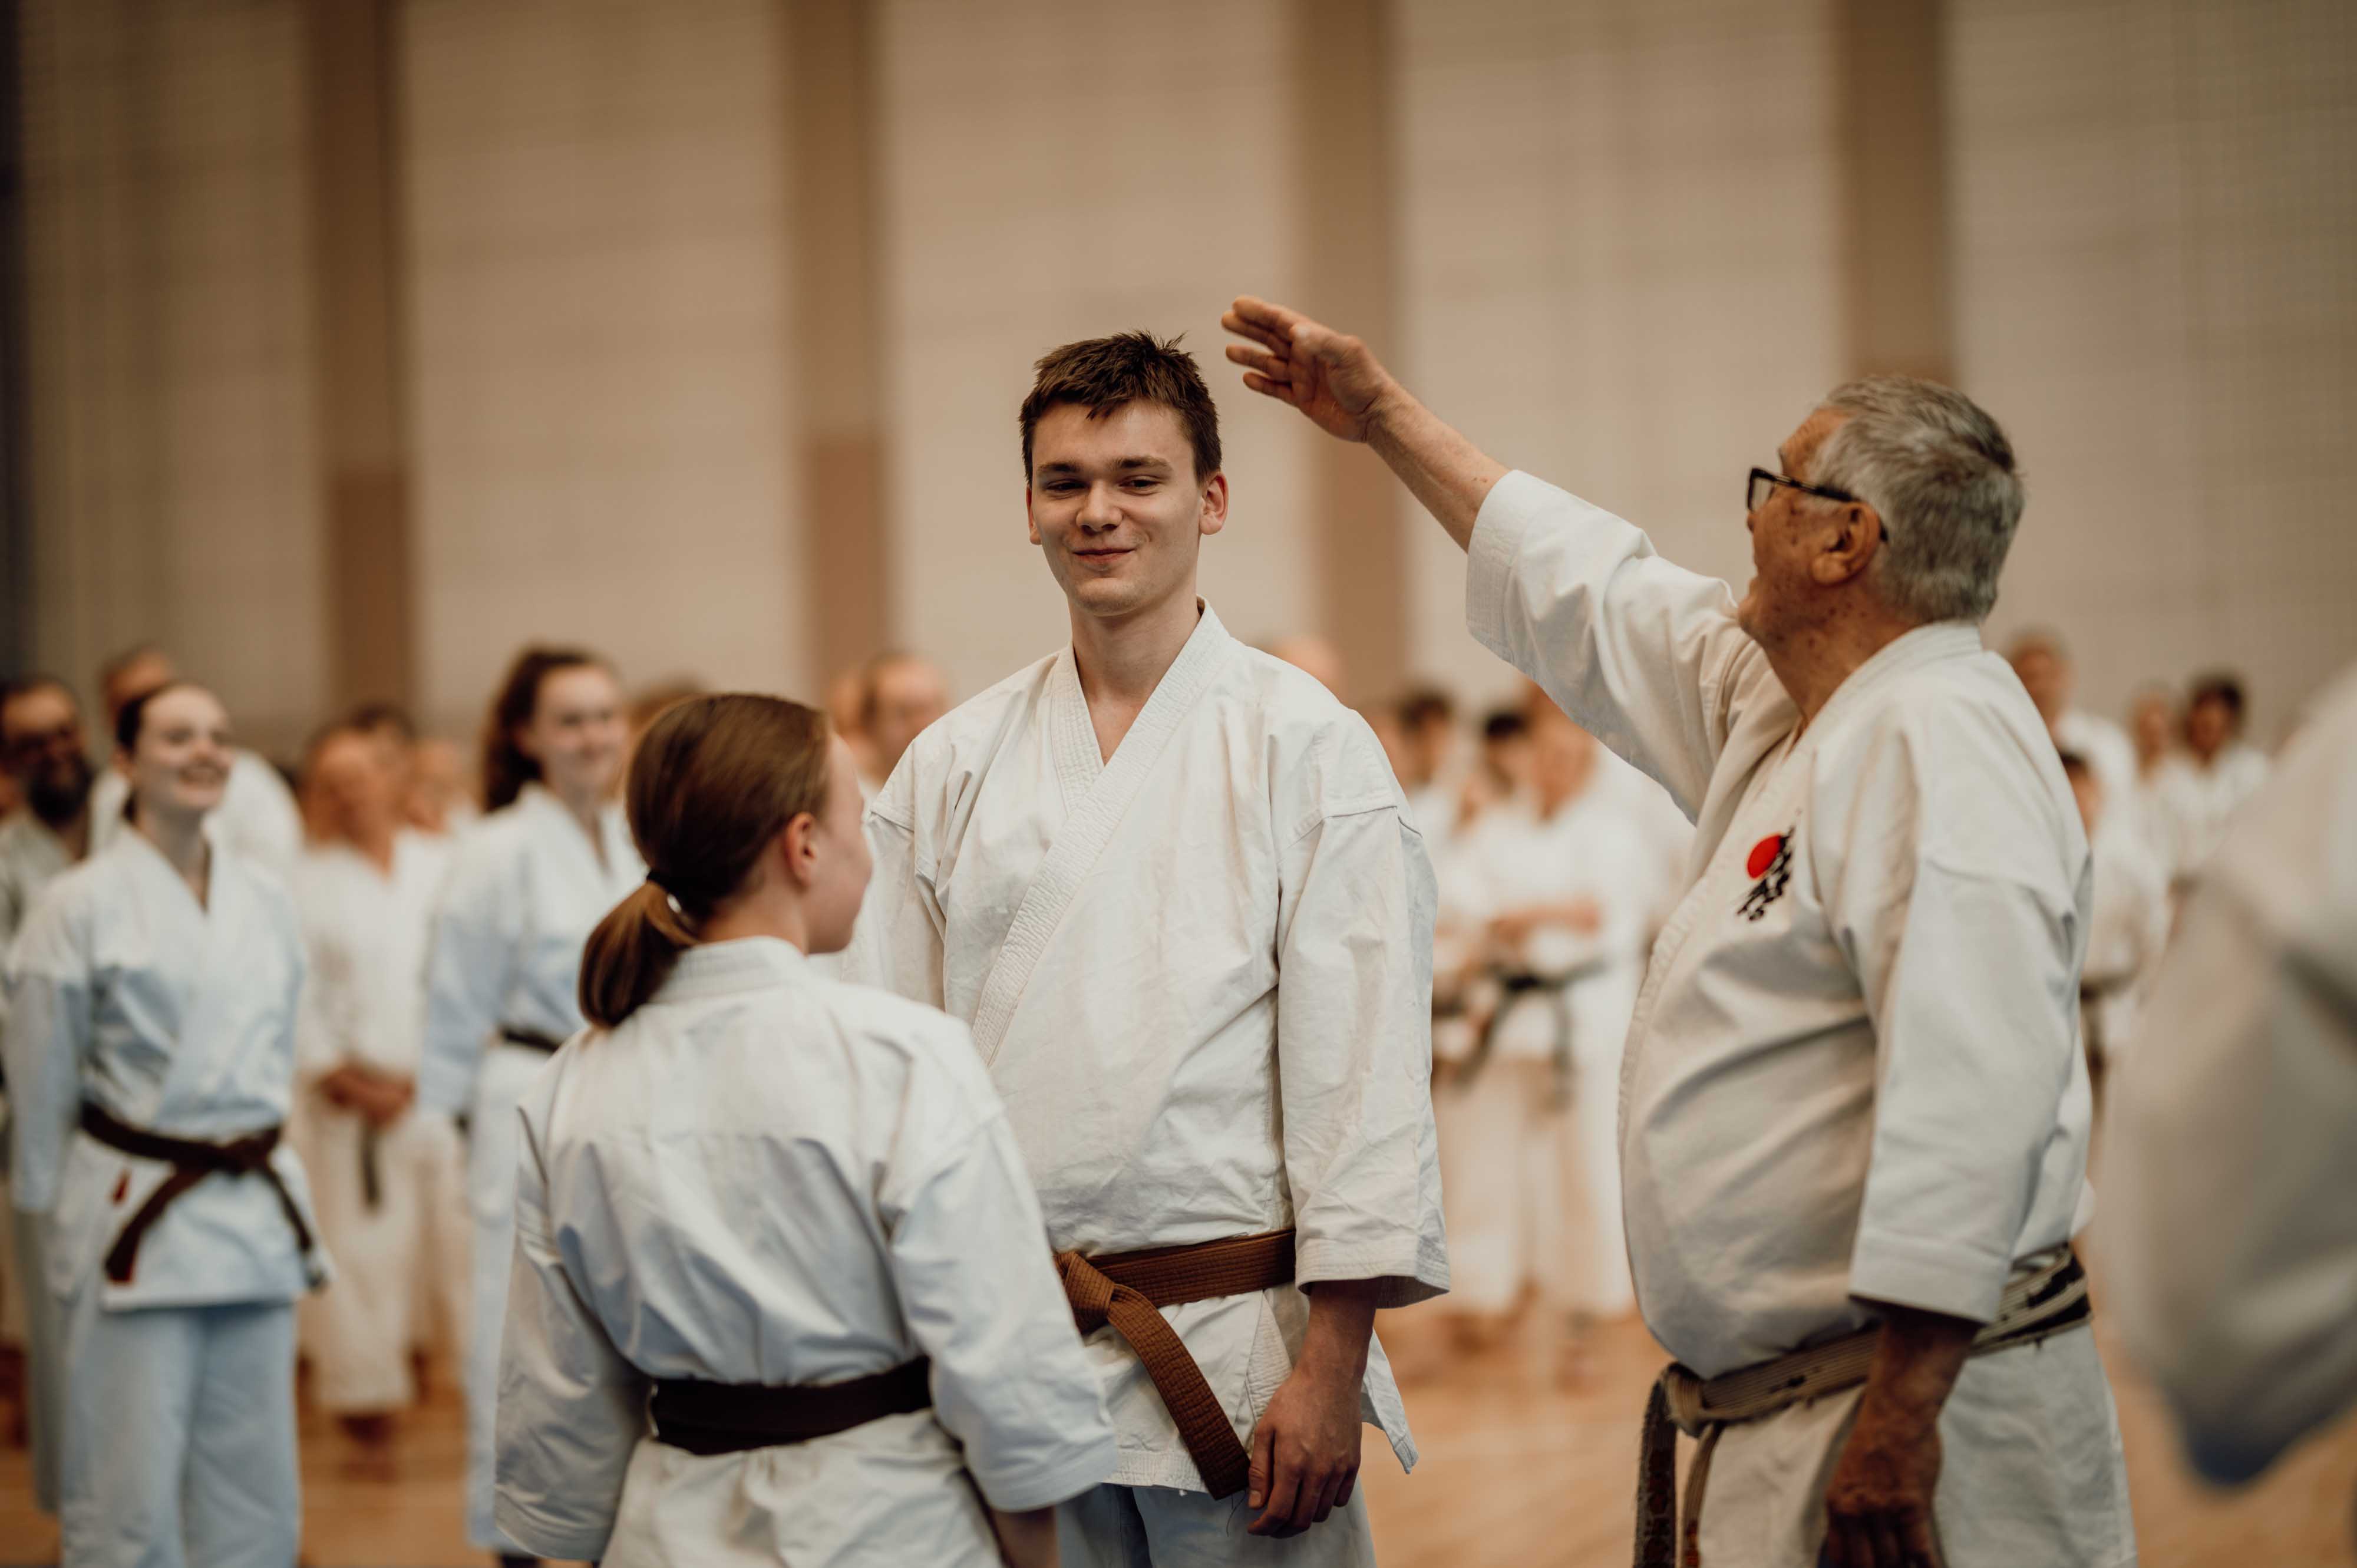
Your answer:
[2100,670,2357,1484]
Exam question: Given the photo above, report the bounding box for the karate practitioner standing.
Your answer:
[847,332,1447,1566]
[419,646,641,1564]
[4,681,326,1568]
[496,694,1116,1567]
[291,724,467,1456]
[1225,296,2132,1567]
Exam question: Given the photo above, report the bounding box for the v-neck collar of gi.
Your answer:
[1802,620,1983,741]
[655,936,813,1002]
[1048,600,1233,798]
[517,780,623,868]
[115,821,215,917]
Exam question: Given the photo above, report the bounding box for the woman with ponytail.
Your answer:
[492,695,1114,1568]
[417,645,642,1564]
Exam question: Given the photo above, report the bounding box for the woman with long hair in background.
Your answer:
[3,681,326,1567]
[418,646,641,1566]
[494,694,1113,1568]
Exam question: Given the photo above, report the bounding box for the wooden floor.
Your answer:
[2,1305,2352,1566]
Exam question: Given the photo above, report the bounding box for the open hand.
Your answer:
[1820,1397,1945,1567]
[1222,297,1396,444]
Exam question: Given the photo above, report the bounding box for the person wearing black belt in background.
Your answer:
[494,693,1115,1567]
[418,645,642,1566]
[4,679,328,1568]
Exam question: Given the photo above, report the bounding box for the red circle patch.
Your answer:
[1746,834,1784,879]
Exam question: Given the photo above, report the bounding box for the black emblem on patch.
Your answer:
[1737,830,1794,921]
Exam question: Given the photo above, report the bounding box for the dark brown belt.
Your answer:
[80,1103,318,1287]
[1055,1228,1297,1499]
[649,1358,932,1456]
[500,1026,566,1054]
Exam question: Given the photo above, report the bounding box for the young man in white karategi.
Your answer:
[291,724,467,1457]
[1225,296,2134,1568]
[846,332,1447,1566]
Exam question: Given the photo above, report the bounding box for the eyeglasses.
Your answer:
[1747,467,1857,514]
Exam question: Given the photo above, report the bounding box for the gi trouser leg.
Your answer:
[1056,1484,1378,1567]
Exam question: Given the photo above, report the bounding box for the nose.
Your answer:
[1075,480,1122,533]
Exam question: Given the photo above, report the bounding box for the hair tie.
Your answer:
[645,870,685,916]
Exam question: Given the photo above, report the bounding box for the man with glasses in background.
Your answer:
[1224,296,2132,1568]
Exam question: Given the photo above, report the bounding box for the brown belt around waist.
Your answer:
[79,1103,319,1288]
[499,1026,566,1054]
[649,1357,932,1456]
[1054,1228,1297,1499]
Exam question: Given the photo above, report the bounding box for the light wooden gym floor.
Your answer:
[2,1301,2351,1565]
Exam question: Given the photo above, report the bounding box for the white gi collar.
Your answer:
[655,936,813,1001]
[1804,620,1985,737]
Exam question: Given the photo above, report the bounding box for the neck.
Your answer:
[1761,605,1923,728]
[134,804,211,893]
[349,820,398,871]
[546,781,606,840]
[698,889,813,955]
[1069,585,1201,708]
[33,802,91,857]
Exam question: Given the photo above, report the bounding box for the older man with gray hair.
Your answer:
[1223,299,2132,1568]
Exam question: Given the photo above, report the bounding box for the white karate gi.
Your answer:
[2100,666,2357,1485]
[847,605,1447,1566]
[2052,708,2138,808]
[291,830,469,1413]
[90,749,303,876]
[1467,471,2134,1567]
[2,831,322,1568]
[2081,818,2171,1071]
[1441,793,1654,1319]
[0,807,77,1511]
[420,781,642,1550]
[2155,745,2272,880]
[495,937,1117,1566]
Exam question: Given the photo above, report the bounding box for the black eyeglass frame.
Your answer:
[1747,466,1857,514]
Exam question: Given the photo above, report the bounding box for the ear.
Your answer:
[779,810,820,889]
[1810,500,1884,587]
[1198,471,1229,539]
[1025,484,1042,547]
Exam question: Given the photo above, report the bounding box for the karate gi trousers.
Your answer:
[59,1287,299,1568]
[1058,1482,1376,1567]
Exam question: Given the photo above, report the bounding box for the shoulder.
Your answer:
[441,803,534,886]
[873,653,1059,827]
[1225,647,1408,824]
[813,977,985,1080]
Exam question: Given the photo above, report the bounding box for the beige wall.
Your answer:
[1393,0,1847,711]
[399,0,804,738]
[1956,0,2357,740]
[18,0,326,754]
[872,0,1316,702]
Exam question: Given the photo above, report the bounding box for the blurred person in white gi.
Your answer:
[1388,687,1461,844]
[496,694,1115,1567]
[2116,686,2185,880]
[4,680,326,1568]
[419,645,641,1565]
[2155,672,2270,885]
[291,721,467,1461]
[855,651,951,800]
[1226,296,2131,1568]
[1441,703,1656,1358]
[2058,752,2170,1104]
[0,675,97,1504]
[2100,662,2357,1492]
[86,646,302,876]
[2009,631,2137,807]
[847,332,1446,1566]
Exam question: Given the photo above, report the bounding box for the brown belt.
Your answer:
[1054,1227,1296,1499]
[80,1103,320,1287]
[650,1358,932,1456]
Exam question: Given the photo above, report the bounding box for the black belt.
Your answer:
[80,1104,319,1286]
[649,1358,933,1457]
[500,1026,567,1054]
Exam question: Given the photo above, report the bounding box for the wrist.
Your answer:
[1363,378,1417,446]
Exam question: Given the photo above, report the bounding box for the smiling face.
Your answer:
[120,685,233,825]
[1026,400,1227,625]
[518,663,628,806]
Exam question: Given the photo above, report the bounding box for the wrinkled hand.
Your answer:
[1246,1351,1364,1537]
[1820,1398,1945,1567]
[1222,297,1397,444]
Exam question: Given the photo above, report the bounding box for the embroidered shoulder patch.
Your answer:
[1738,830,1794,921]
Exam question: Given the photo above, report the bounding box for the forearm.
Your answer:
[1365,384,1511,552]
[1297,1277,1381,1387]
[1856,1300,1976,1431]
[988,1504,1059,1568]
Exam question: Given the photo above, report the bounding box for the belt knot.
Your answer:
[1054,1249,1125,1333]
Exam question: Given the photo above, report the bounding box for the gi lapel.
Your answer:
[966,606,1235,1067]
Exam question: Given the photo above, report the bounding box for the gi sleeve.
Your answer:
[418,838,521,1116]
[841,770,948,1009]
[882,1021,1116,1511]
[493,1104,647,1561]
[1464,470,1760,818]
[1275,745,1449,1305]
[1,887,92,1214]
[293,893,354,1084]
[2099,685,2357,1484]
[1821,718,2083,1324]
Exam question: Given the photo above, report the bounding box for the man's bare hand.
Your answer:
[1245,1278,1379,1537]
[1821,1399,1944,1567]
[1221,298,1398,444]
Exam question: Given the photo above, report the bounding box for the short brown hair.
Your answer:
[1019,331,1222,481]
[579,694,833,1029]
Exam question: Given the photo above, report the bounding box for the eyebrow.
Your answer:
[1036,456,1174,475]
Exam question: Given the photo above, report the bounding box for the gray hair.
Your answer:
[1810,377,2025,625]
